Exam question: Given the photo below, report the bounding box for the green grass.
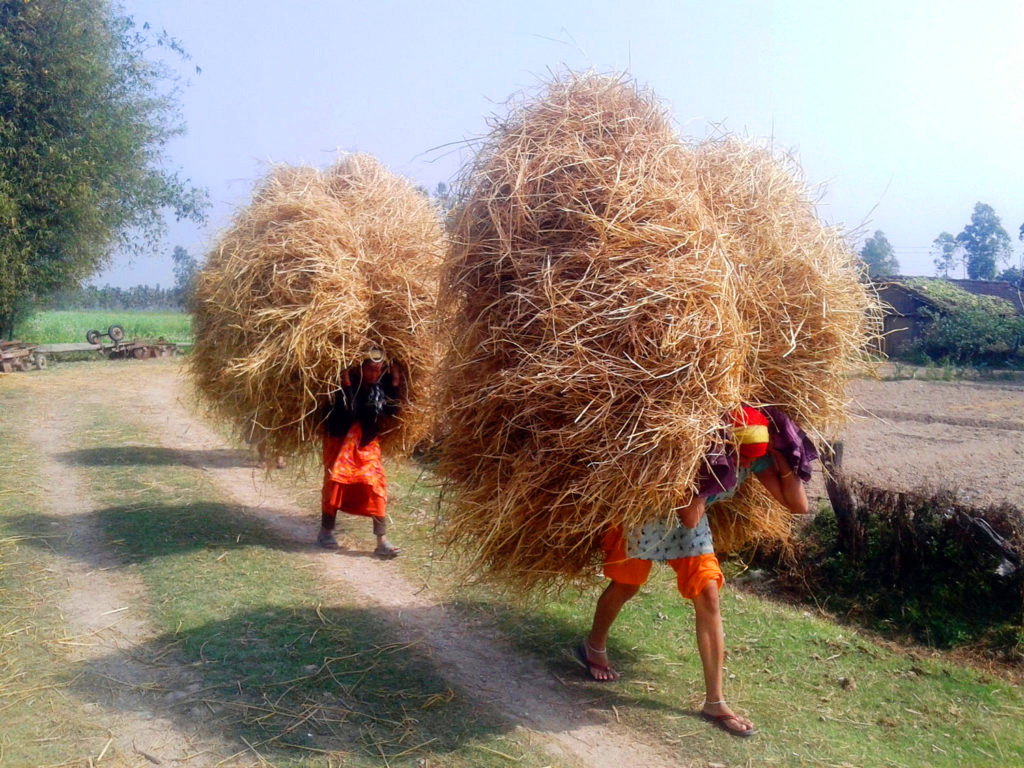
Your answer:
[0,387,116,764]
[6,363,1024,767]
[0,370,568,767]
[13,310,192,343]
[377,462,1024,767]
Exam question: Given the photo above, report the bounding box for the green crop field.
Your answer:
[13,310,192,344]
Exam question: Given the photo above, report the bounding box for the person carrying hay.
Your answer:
[318,348,402,557]
[580,405,817,738]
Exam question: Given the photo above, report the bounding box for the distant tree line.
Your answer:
[859,202,1022,283]
[42,283,185,311]
[41,245,199,311]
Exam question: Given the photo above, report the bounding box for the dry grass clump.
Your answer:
[190,154,445,459]
[438,72,748,590]
[693,139,882,550]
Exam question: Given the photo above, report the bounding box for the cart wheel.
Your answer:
[108,324,125,342]
[34,354,47,370]
[132,346,147,360]
[86,329,101,345]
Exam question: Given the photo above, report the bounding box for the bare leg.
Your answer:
[373,516,400,557]
[693,582,754,734]
[584,581,640,681]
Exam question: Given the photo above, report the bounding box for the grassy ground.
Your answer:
[4,363,1024,767]
[372,463,1024,767]
[0,386,121,765]
[0,368,567,767]
[13,310,192,344]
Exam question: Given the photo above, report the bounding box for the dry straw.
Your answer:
[190,154,445,459]
[438,72,880,591]
[439,73,747,590]
[693,138,882,551]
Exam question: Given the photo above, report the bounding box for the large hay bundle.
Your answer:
[438,73,748,589]
[693,139,881,552]
[438,72,882,591]
[190,154,445,458]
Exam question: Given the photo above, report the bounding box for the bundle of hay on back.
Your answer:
[190,154,445,459]
[692,139,882,553]
[438,73,748,590]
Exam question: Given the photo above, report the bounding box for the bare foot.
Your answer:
[578,638,620,681]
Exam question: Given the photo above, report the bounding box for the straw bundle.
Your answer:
[438,73,749,589]
[190,154,445,459]
[693,139,882,551]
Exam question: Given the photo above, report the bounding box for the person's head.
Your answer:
[730,405,769,467]
[361,347,386,384]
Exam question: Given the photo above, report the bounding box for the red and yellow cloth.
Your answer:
[321,422,387,518]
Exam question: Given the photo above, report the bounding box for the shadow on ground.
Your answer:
[70,601,683,766]
[4,501,312,567]
[60,445,255,469]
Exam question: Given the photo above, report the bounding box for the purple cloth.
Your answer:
[762,406,819,482]
[695,440,738,498]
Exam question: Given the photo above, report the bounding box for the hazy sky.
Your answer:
[96,0,1024,287]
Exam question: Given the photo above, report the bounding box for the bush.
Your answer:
[760,480,1024,658]
[916,307,1024,367]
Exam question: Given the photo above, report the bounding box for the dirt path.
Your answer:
[117,364,685,768]
[26,382,232,766]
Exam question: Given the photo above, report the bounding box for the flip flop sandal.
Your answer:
[374,542,401,558]
[316,531,339,550]
[574,642,618,682]
[701,710,756,738]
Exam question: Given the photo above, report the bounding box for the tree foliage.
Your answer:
[918,306,1024,367]
[859,230,899,278]
[0,0,207,337]
[171,245,199,302]
[956,203,1011,280]
[931,232,959,278]
[42,281,188,310]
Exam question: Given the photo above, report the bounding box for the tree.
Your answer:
[859,230,899,278]
[433,181,458,213]
[0,0,208,337]
[931,232,960,278]
[171,245,199,305]
[998,266,1022,285]
[956,203,1011,280]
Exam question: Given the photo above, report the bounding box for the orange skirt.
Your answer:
[601,526,723,600]
[321,423,386,518]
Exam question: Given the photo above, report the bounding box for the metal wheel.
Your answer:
[86,329,101,345]
[108,324,125,342]
[34,354,47,370]
[132,346,147,360]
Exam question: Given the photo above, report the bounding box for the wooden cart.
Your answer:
[0,340,47,373]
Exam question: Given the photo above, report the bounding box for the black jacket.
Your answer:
[324,369,400,445]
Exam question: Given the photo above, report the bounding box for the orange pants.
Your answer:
[321,424,386,519]
[601,527,724,600]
